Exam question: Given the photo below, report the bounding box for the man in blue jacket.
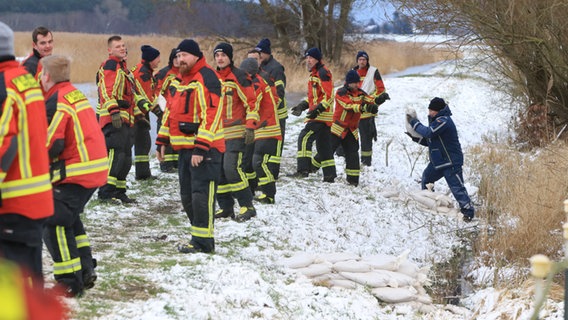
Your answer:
[407,97,475,222]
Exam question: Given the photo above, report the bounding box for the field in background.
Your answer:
[13,32,456,90]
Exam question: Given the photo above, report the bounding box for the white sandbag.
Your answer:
[157,94,167,111]
[410,193,437,209]
[405,107,422,138]
[416,294,433,305]
[374,269,417,287]
[435,194,454,208]
[296,262,332,278]
[317,252,360,263]
[372,286,418,303]
[328,279,359,289]
[279,253,317,269]
[311,273,345,283]
[415,189,438,200]
[339,271,390,288]
[362,253,399,271]
[397,260,420,277]
[435,206,453,213]
[379,189,399,199]
[333,260,372,273]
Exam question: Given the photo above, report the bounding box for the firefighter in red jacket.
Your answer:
[213,43,259,222]
[20,26,53,81]
[240,58,282,204]
[156,39,224,254]
[290,47,336,182]
[354,50,390,166]
[154,48,180,173]
[0,22,53,290]
[332,70,377,187]
[131,45,163,179]
[96,35,145,204]
[41,55,109,297]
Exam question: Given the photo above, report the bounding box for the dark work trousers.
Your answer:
[253,138,279,199]
[98,124,134,199]
[43,184,96,292]
[297,122,336,179]
[217,139,254,211]
[359,117,377,166]
[421,163,475,216]
[156,116,178,172]
[133,115,152,179]
[330,132,360,186]
[0,214,46,290]
[243,142,257,193]
[276,117,286,179]
[178,148,222,253]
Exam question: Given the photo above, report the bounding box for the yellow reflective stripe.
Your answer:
[107,176,117,186]
[116,180,126,189]
[75,234,90,249]
[56,226,71,262]
[46,110,65,146]
[361,150,372,157]
[298,130,314,158]
[268,155,280,164]
[65,157,109,177]
[0,261,28,319]
[163,154,178,161]
[0,97,14,148]
[1,173,51,199]
[345,168,360,177]
[134,155,150,163]
[53,257,82,275]
[8,88,33,178]
[320,159,335,169]
[258,154,274,185]
[56,103,90,161]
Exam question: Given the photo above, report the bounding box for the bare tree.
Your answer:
[393,0,568,146]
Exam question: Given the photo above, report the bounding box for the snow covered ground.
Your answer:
[66,47,564,319]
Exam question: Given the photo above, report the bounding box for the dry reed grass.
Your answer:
[470,140,568,283]
[13,32,454,89]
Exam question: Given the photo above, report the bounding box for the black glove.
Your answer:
[151,106,164,119]
[362,103,379,114]
[405,132,421,143]
[306,103,326,119]
[137,98,152,113]
[291,100,309,116]
[111,113,122,128]
[370,118,378,141]
[375,92,390,105]
[244,128,255,145]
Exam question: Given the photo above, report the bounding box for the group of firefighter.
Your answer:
[0,21,390,307]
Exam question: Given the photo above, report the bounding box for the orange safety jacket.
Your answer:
[20,49,43,81]
[96,56,142,128]
[216,66,259,140]
[131,60,156,104]
[251,73,281,141]
[155,65,179,98]
[303,62,334,125]
[331,85,375,139]
[355,65,386,120]
[156,58,225,153]
[0,60,53,219]
[45,81,109,188]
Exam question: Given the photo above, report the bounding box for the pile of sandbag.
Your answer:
[379,185,461,219]
[278,250,437,313]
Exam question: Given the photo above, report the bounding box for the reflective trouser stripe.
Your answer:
[134,154,150,163]
[76,234,90,249]
[258,154,275,186]
[190,180,215,238]
[54,226,82,275]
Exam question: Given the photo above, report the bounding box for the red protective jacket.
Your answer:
[20,49,43,80]
[156,58,225,153]
[45,81,109,188]
[216,66,259,140]
[304,62,333,125]
[96,56,141,128]
[251,73,281,141]
[331,86,375,139]
[0,60,53,219]
[131,61,156,104]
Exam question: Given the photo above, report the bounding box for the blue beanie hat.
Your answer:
[213,42,233,61]
[176,39,203,58]
[255,38,271,54]
[429,97,447,111]
[304,47,322,61]
[345,70,360,84]
[356,50,369,62]
[141,45,160,62]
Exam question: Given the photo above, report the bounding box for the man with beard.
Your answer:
[156,39,224,253]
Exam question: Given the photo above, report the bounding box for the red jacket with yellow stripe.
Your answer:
[44,81,108,188]
[0,60,53,219]
[216,65,259,140]
[251,73,281,141]
[304,62,333,125]
[96,56,142,128]
[331,85,375,139]
[156,58,225,153]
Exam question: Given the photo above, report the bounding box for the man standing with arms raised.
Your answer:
[156,39,224,254]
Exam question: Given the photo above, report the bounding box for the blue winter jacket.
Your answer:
[410,106,463,169]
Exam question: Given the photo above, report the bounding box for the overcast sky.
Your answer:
[353,0,397,24]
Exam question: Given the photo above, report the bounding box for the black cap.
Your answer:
[176,39,203,58]
[428,97,447,111]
